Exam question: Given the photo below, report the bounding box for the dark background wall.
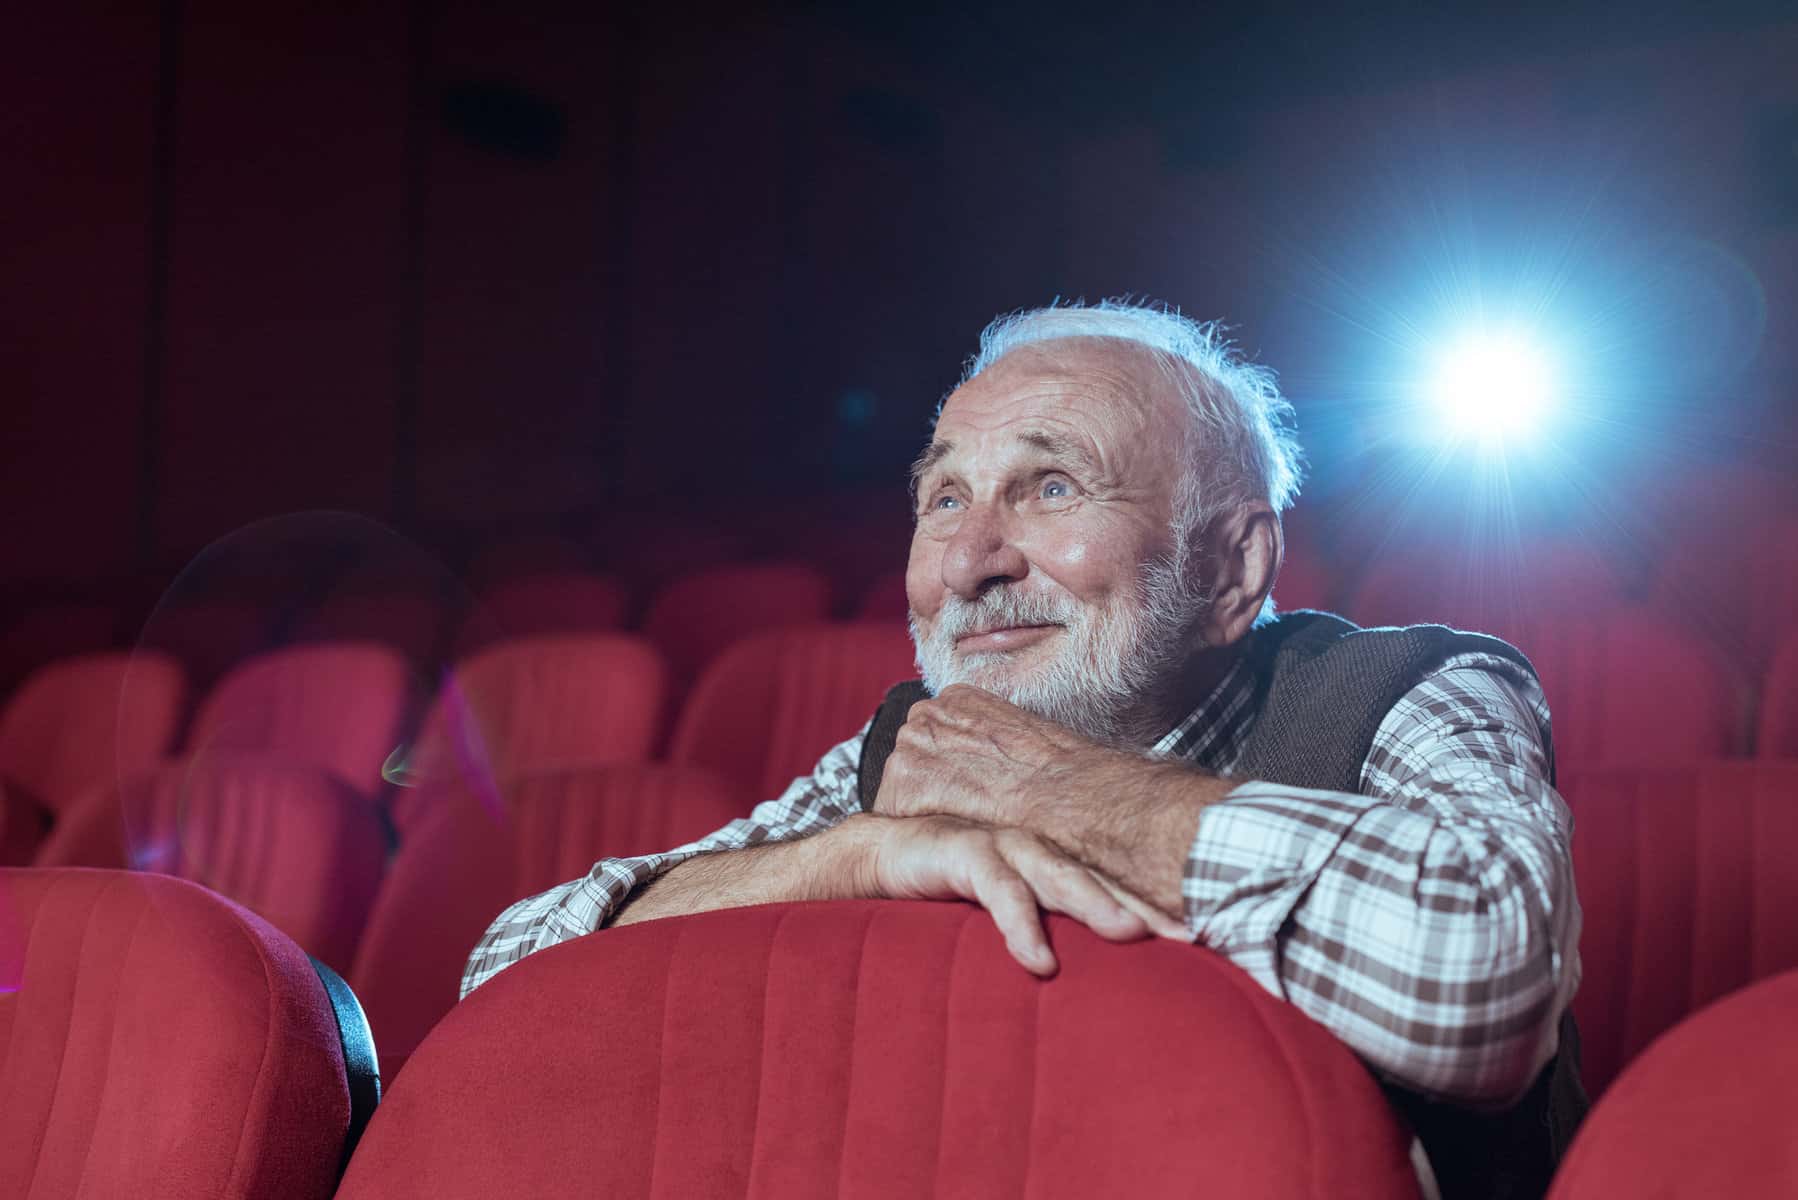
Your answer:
[5,1,1795,603]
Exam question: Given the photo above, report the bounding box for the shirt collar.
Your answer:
[1149,650,1257,772]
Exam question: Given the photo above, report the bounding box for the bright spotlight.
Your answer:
[1425,332,1559,444]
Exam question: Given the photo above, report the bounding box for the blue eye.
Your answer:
[1041,478,1071,499]
[932,493,961,511]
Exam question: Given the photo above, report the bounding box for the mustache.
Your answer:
[932,588,1078,642]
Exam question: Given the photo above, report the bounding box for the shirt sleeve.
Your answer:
[460,723,870,998]
[1182,653,1581,1107]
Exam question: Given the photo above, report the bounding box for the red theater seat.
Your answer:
[349,764,746,1078]
[1650,512,1798,665]
[643,562,832,686]
[0,651,187,815]
[1547,970,1798,1198]
[455,571,630,656]
[33,756,386,975]
[670,622,918,800]
[187,643,412,799]
[1507,607,1740,767]
[1346,540,1629,639]
[1561,762,1798,1097]
[336,901,1420,1199]
[397,634,668,829]
[854,567,910,621]
[1758,630,1798,757]
[0,868,361,1200]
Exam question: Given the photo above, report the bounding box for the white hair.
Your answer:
[956,300,1304,542]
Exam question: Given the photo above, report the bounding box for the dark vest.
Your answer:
[856,611,1587,1200]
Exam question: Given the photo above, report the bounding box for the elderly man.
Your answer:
[463,301,1584,1198]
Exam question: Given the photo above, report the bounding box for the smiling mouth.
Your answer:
[954,623,1063,653]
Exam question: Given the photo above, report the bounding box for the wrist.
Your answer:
[808,813,890,900]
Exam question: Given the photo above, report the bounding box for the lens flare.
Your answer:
[1426,332,1558,446]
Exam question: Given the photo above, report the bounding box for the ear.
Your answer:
[1195,503,1282,648]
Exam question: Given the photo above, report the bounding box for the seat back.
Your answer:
[642,562,832,685]
[33,756,387,974]
[853,567,910,621]
[336,900,1420,1199]
[0,651,187,812]
[670,622,918,800]
[1758,630,1798,757]
[399,634,669,829]
[1562,762,1798,1097]
[188,643,412,798]
[1548,970,1798,1198]
[0,868,355,1199]
[349,764,746,1075]
[1508,607,1740,768]
[1650,512,1798,665]
[1346,540,1630,640]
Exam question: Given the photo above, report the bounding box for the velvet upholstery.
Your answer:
[670,622,918,801]
[186,643,411,799]
[0,651,186,813]
[1548,970,1798,1198]
[1562,762,1798,1097]
[642,562,832,686]
[337,900,1421,1199]
[33,756,387,975]
[1506,608,1739,766]
[349,764,747,1077]
[398,633,668,829]
[0,868,351,1199]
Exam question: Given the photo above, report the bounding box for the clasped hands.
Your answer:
[854,683,1195,976]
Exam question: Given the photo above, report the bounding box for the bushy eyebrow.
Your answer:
[1016,429,1098,476]
[909,439,953,498]
[908,428,1099,500]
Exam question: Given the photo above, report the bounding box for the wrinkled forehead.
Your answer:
[931,336,1194,458]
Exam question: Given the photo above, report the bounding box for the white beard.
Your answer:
[909,548,1209,746]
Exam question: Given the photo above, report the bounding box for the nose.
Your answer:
[941,502,1029,600]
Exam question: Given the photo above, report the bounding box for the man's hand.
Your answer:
[871,683,1106,829]
[871,683,1234,921]
[849,811,1175,975]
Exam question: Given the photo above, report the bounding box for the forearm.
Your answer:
[1027,754,1230,921]
[612,818,876,927]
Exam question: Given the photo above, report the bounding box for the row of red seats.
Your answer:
[5,610,1798,1079]
[6,866,1792,1197]
[0,619,919,833]
[8,594,1798,854]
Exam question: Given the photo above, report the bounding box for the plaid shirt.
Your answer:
[463,648,1579,1107]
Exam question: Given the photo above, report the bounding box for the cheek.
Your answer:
[1035,531,1141,606]
[905,539,942,621]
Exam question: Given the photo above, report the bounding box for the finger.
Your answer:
[1092,871,1190,941]
[966,854,1058,976]
[998,833,1148,943]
